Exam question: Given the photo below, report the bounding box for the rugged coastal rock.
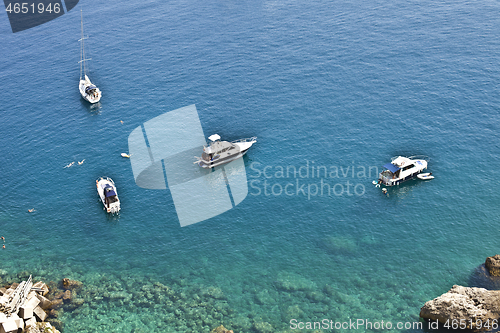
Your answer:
[485,255,500,277]
[420,285,500,331]
[0,279,60,333]
[0,277,85,333]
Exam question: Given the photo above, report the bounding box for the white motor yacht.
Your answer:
[96,177,120,213]
[378,156,428,186]
[195,134,256,169]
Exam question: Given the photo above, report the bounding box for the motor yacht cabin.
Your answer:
[196,134,256,169]
[378,156,428,186]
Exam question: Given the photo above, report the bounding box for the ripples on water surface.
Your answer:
[0,0,500,331]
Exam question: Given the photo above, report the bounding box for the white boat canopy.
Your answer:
[208,134,221,142]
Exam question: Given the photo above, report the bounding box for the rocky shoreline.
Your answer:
[420,255,500,331]
[0,277,88,333]
[0,275,240,333]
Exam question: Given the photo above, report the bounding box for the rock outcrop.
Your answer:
[485,255,500,277]
[469,264,500,291]
[420,285,500,331]
[24,322,59,333]
[210,325,234,333]
[0,278,60,333]
[0,276,86,333]
[61,278,83,291]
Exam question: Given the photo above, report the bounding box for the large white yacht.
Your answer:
[195,134,256,169]
[378,156,428,186]
[96,177,120,213]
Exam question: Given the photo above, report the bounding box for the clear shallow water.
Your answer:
[1,0,500,332]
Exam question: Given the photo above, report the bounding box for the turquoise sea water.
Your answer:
[1,0,500,332]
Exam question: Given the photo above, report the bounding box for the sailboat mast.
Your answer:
[80,9,86,80]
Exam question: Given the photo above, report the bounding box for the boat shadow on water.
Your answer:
[80,98,102,114]
[376,177,429,200]
[97,202,120,223]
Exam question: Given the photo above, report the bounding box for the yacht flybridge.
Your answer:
[378,156,428,186]
[195,134,257,169]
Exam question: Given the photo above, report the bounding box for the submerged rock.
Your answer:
[253,321,274,333]
[25,322,60,333]
[200,286,225,299]
[49,298,64,310]
[62,290,72,302]
[322,235,358,255]
[420,285,500,331]
[47,318,64,331]
[210,325,234,333]
[469,264,500,290]
[485,255,500,277]
[61,278,83,291]
[275,272,317,292]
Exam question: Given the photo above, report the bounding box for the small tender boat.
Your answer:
[78,10,101,104]
[417,172,434,180]
[96,177,120,213]
[121,153,131,158]
[195,134,256,169]
[379,156,428,186]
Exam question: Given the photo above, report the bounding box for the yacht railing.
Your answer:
[408,155,430,162]
[231,137,257,143]
[392,155,429,162]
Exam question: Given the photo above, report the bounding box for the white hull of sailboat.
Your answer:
[79,76,101,103]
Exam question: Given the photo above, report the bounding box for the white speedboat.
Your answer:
[378,156,428,186]
[417,172,434,180]
[195,134,256,169]
[78,10,101,104]
[96,177,120,213]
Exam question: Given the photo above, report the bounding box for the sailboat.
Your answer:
[79,10,101,103]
